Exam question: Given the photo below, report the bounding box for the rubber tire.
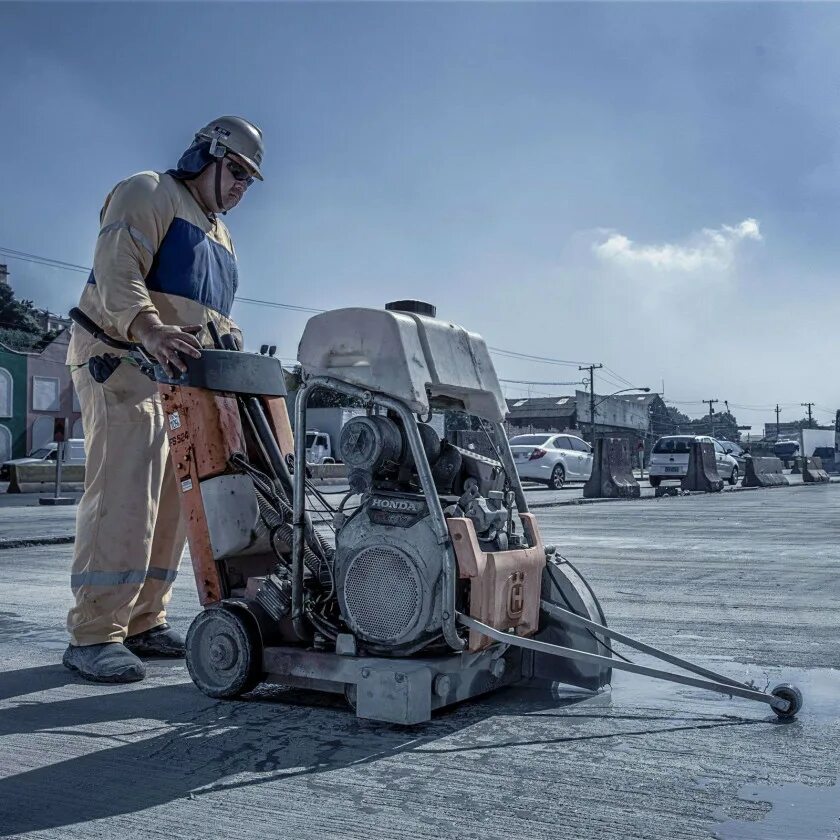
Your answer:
[186,604,263,699]
[649,477,661,487]
[770,683,803,720]
[729,467,739,486]
[548,464,565,490]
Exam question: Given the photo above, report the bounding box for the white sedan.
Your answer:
[509,433,593,489]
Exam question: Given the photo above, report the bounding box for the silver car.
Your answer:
[509,433,593,489]
[648,435,740,487]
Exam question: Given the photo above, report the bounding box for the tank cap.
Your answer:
[385,300,437,318]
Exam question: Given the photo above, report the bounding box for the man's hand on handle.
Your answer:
[129,313,203,377]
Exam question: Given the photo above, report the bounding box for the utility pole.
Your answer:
[775,404,781,441]
[578,363,603,443]
[801,402,814,429]
[703,399,718,437]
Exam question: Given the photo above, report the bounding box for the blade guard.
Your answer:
[532,557,612,691]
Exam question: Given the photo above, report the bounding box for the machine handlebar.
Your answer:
[69,307,141,352]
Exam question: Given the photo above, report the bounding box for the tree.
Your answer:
[0,285,50,351]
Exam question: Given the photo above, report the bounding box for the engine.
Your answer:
[333,413,513,654]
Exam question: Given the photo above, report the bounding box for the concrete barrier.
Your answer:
[7,463,85,494]
[743,456,789,488]
[308,462,348,481]
[583,437,640,499]
[681,440,723,493]
[802,456,830,484]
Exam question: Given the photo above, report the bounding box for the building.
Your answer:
[0,342,28,462]
[0,329,82,462]
[26,329,83,449]
[504,391,656,451]
[35,310,72,334]
[504,395,578,435]
[613,392,670,454]
[762,421,832,442]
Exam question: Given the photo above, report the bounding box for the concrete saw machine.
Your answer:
[69,302,803,724]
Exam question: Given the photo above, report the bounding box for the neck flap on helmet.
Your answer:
[167,139,228,215]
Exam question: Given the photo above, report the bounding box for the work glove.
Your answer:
[88,353,123,384]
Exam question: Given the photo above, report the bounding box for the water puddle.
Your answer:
[712,779,840,839]
[608,662,840,721]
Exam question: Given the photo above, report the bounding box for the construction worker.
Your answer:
[64,117,264,683]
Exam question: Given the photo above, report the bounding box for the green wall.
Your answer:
[0,345,28,458]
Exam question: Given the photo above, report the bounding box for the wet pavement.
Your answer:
[0,484,838,838]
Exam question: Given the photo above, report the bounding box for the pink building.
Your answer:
[24,329,83,452]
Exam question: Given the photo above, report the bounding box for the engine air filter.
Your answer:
[342,545,423,645]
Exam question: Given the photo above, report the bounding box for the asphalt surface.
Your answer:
[0,484,839,838]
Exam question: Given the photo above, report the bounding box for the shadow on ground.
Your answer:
[0,665,759,836]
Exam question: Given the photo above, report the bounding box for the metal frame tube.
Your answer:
[539,599,753,691]
[458,614,790,713]
[491,420,529,515]
[292,382,313,641]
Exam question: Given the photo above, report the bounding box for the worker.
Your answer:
[64,117,264,683]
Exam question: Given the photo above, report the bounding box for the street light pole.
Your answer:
[703,398,718,437]
[579,363,603,443]
[589,387,652,465]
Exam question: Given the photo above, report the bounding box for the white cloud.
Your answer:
[593,218,762,272]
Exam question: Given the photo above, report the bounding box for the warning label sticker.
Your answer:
[169,412,181,431]
[180,478,193,492]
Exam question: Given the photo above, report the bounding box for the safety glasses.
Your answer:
[225,158,255,187]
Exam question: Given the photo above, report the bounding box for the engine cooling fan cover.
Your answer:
[340,543,425,646]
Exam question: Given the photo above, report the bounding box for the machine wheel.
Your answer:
[729,467,739,486]
[186,604,263,699]
[344,683,358,711]
[649,477,661,487]
[770,683,803,720]
[548,464,566,490]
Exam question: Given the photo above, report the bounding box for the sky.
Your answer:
[2,1,840,434]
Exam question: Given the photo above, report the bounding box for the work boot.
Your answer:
[125,623,186,658]
[63,643,146,683]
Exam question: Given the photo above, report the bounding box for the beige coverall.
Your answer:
[66,171,241,646]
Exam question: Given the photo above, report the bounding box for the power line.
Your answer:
[1,243,648,386]
[0,247,90,274]
[234,297,325,314]
[487,346,594,367]
[498,378,584,386]
[602,364,635,389]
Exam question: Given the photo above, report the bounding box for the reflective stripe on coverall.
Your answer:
[67,170,240,645]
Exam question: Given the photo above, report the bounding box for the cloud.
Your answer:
[593,218,762,272]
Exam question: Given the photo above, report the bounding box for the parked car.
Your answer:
[305,430,335,464]
[648,435,739,487]
[0,439,86,481]
[509,433,593,489]
[773,439,799,466]
[718,439,746,472]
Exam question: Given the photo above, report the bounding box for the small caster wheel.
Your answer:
[770,683,803,720]
[186,604,263,699]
